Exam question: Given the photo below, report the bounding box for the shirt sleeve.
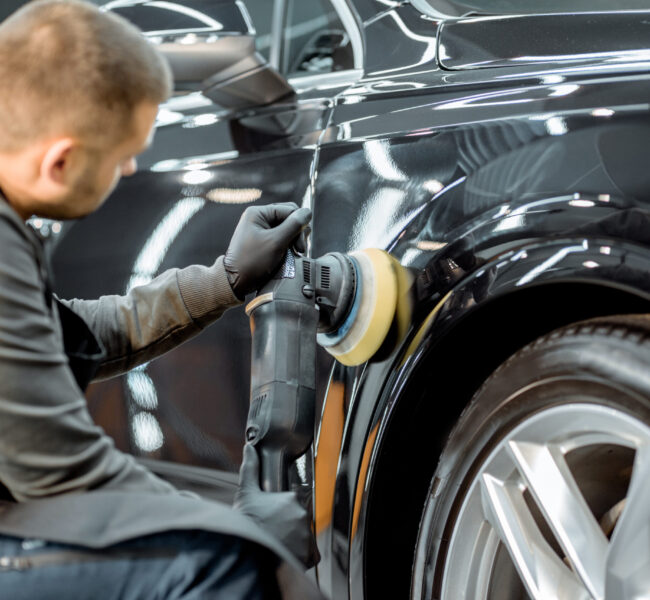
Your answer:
[0,217,180,501]
[61,256,243,381]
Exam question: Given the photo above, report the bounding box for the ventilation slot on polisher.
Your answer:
[320,265,331,289]
[250,394,267,418]
[303,260,312,284]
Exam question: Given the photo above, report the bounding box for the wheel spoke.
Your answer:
[606,444,650,599]
[481,473,590,600]
[508,440,608,600]
[436,404,650,600]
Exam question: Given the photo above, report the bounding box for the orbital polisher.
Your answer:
[244,248,412,492]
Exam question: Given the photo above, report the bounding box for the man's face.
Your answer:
[63,101,159,219]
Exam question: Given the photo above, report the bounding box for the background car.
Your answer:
[15,0,650,597]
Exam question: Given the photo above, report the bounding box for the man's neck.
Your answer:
[0,164,32,221]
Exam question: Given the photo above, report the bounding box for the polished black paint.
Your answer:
[439,13,650,71]
[49,3,650,598]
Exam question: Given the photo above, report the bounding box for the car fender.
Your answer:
[314,229,650,598]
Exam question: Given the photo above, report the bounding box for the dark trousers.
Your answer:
[0,530,281,599]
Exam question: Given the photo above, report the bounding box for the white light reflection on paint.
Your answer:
[156,109,185,127]
[301,183,312,210]
[549,84,580,97]
[296,454,307,483]
[541,74,564,84]
[495,197,573,234]
[434,87,535,110]
[545,116,568,136]
[206,188,262,204]
[423,179,443,194]
[493,205,510,218]
[569,199,596,208]
[178,33,200,45]
[126,365,158,410]
[373,0,401,7]
[516,241,588,286]
[126,197,206,452]
[401,248,422,266]
[513,49,650,63]
[128,197,206,291]
[182,170,212,185]
[583,261,600,269]
[351,187,408,249]
[338,121,352,141]
[592,108,615,118]
[494,214,525,232]
[184,163,210,171]
[132,412,164,452]
[600,246,612,255]
[150,151,239,173]
[151,160,179,172]
[184,113,219,128]
[340,95,365,105]
[417,240,447,251]
[598,194,611,202]
[364,140,407,182]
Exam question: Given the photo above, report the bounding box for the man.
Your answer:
[0,1,322,598]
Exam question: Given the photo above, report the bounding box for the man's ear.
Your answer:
[39,138,78,188]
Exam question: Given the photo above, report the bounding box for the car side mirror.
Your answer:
[158,35,294,109]
[104,1,294,110]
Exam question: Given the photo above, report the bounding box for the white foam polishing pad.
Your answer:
[317,248,399,366]
[387,251,414,353]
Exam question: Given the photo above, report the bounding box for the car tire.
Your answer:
[411,315,650,600]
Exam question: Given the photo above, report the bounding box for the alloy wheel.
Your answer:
[438,403,650,600]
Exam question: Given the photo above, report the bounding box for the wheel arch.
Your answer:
[353,238,650,599]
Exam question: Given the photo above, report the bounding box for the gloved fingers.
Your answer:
[253,202,300,228]
[292,226,311,255]
[270,207,312,249]
[238,443,261,491]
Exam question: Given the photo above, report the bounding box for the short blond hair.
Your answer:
[0,0,172,151]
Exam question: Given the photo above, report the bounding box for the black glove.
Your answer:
[224,203,312,299]
[234,443,317,568]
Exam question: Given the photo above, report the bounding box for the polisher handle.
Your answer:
[245,251,319,492]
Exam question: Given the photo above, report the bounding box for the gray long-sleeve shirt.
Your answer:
[0,197,324,599]
[0,196,241,502]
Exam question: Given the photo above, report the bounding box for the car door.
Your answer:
[48,0,361,500]
[309,1,650,598]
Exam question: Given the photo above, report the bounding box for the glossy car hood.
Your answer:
[438,12,650,70]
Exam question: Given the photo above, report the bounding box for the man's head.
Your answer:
[0,0,172,219]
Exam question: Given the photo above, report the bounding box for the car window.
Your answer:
[239,0,274,62]
[422,0,650,17]
[2,1,274,62]
[281,0,354,76]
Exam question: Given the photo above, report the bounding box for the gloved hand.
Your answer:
[224,203,312,299]
[234,443,318,568]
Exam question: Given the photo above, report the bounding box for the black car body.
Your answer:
[39,0,650,598]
